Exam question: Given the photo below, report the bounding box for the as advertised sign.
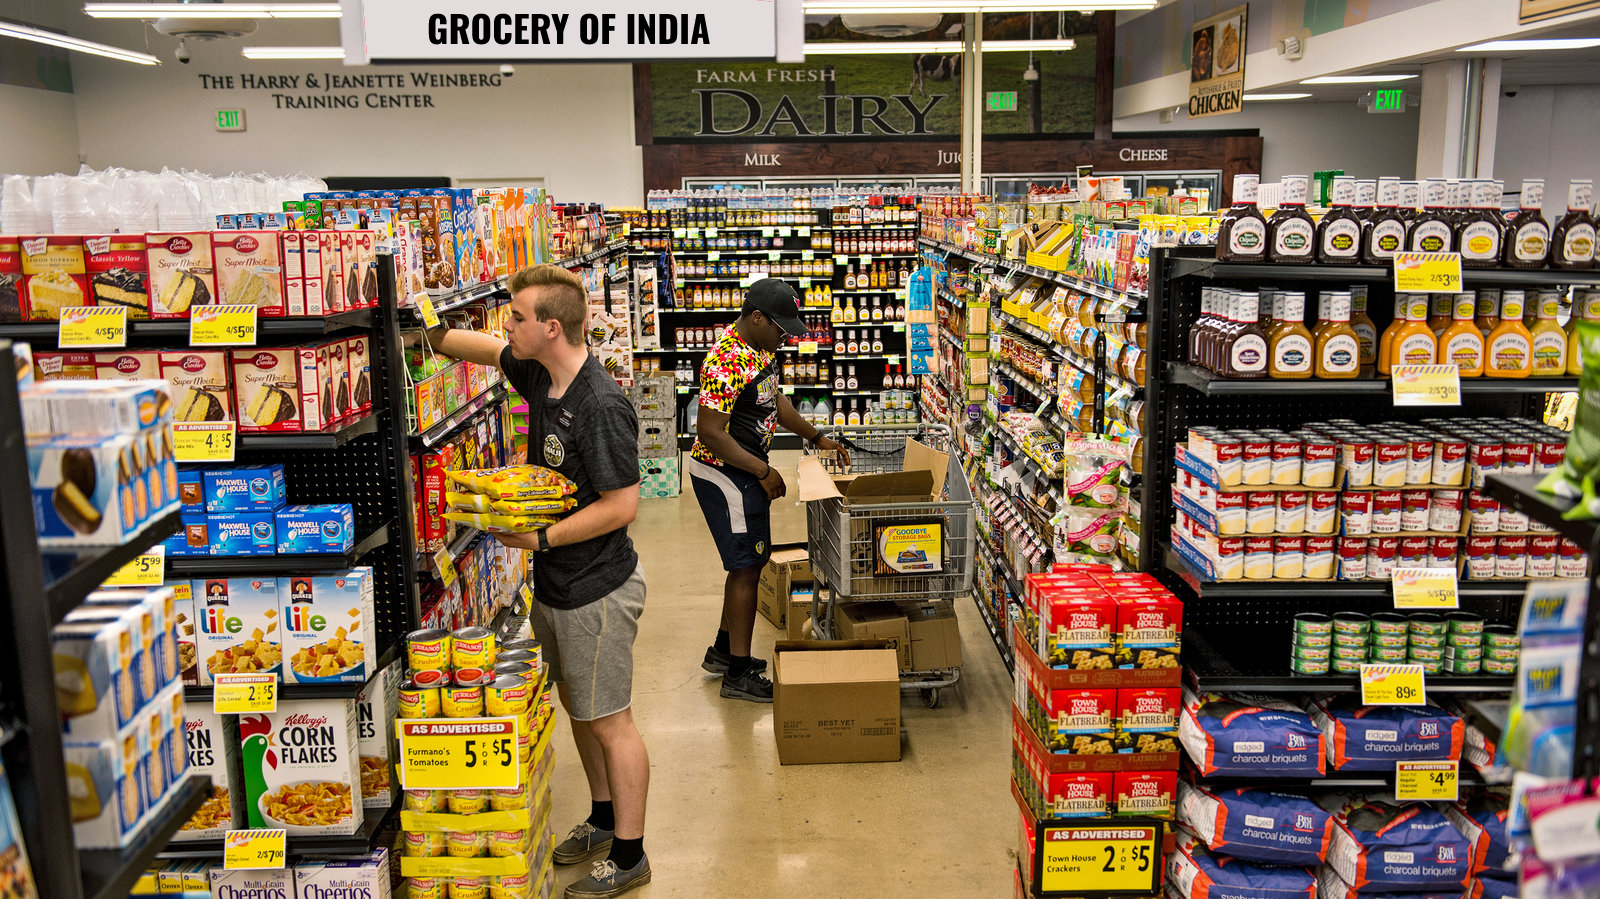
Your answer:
[874,519,944,577]
[357,0,777,61]
[1188,5,1246,119]
[1038,825,1159,894]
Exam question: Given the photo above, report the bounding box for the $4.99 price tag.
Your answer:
[1392,566,1459,609]
[1038,826,1159,894]
[102,546,165,587]
[213,673,278,715]
[1392,364,1461,406]
[398,717,522,790]
[172,421,237,462]
[224,829,286,869]
[1396,760,1459,802]
[189,304,259,346]
[58,306,127,348]
[1394,251,1463,293]
[1360,663,1427,706]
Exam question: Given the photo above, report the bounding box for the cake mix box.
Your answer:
[213,232,286,316]
[355,661,398,809]
[324,338,351,422]
[159,350,233,423]
[20,235,88,321]
[84,234,150,320]
[345,335,372,416]
[231,347,323,432]
[0,237,21,322]
[93,350,161,381]
[302,230,328,317]
[281,230,306,316]
[325,231,351,314]
[146,233,216,319]
[347,230,378,308]
[280,568,375,685]
[192,576,281,686]
[32,351,96,380]
[172,703,241,841]
[240,699,364,835]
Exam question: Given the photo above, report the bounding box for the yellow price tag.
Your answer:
[1360,663,1427,706]
[706,228,718,238]
[1392,364,1461,406]
[798,341,819,355]
[414,293,440,329]
[707,251,720,261]
[189,304,258,346]
[802,250,814,260]
[1038,826,1160,894]
[768,250,781,261]
[172,421,237,463]
[398,717,522,790]
[213,673,278,715]
[1395,760,1459,802]
[1394,251,1463,293]
[1392,566,1459,609]
[223,829,286,869]
[761,227,774,237]
[58,306,127,348]
[519,583,533,608]
[103,546,165,587]
[434,548,458,587]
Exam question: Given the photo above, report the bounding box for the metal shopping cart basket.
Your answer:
[801,423,973,707]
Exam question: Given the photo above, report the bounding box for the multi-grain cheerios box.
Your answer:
[209,866,292,899]
[192,576,281,686]
[355,660,398,810]
[172,703,241,842]
[280,568,375,685]
[293,847,390,898]
[240,699,364,836]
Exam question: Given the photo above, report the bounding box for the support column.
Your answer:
[1415,58,1501,178]
[960,13,983,193]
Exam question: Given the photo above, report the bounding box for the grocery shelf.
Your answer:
[659,308,742,314]
[1162,543,1532,601]
[183,642,400,702]
[167,521,391,575]
[1169,362,1577,395]
[402,280,507,320]
[156,798,400,862]
[412,382,509,448]
[0,308,378,340]
[970,590,1015,676]
[1190,762,1490,791]
[992,360,1052,404]
[833,289,902,296]
[41,508,182,625]
[1169,254,1600,286]
[80,775,210,899]
[1485,473,1595,548]
[419,524,487,576]
[238,411,380,450]
[920,236,1147,307]
[992,309,1058,348]
[1181,626,1513,694]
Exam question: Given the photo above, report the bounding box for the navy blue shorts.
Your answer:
[688,457,773,572]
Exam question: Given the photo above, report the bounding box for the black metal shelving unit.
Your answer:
[1170,361,1578,395]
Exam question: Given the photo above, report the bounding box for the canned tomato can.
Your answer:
[1334,611,1371,636]
[397,681,441,719]
[1406,435,1436,485]
[1212,436,1244,487]
[1276,492,1309,534]
[487,829,528,858]
[449,876,488,899]
[1244,537,1276,580]
[449,789,488,814]
[1214,491,1246,535]
[453,667,490,687]
[1429,490,1464,533]
[490,781,531,811]
[404,788,447,813]
[1467,535,1499,579]
[1272,436,1303,486]
[402,831,447,857]
[1368,536,1399,580]
[485,675,533,717]
[1501,434,1534,475]
[446,831,486,858]
[407,628,452,672]
[495,648,540,668]
[1274,537,1305,579]
[493,660,536,681]
[411,668,449,688]
[451,626,496,669]
[1295,612,1334,636]
[1340,491,1373,536]
[1398,536,1431,567]
[407,878,446,899]
[1431,536,1460,569]
[442,682,485,718]
[1305,536,1337,578]
[1245,492,1277,535]
[1496,536,1529,579]
[1374,437,1409,487]
[500,638,540,654]
[1400,490,1432,532]
[1337,539,1369,581]
[1446,613,1484,636]
[1371,490,1402,533]
[1371,613,1410,637]
[1239,434,1273,486]
[1559,539,1589,579]
[1468,493,1500,533]
[1529,534,1560,579]
[1432,435,1467,486]
[1298,434,1338,488]
[490,872,536,899]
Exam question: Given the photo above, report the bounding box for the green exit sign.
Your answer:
[986,91,1018,112]
[1373,89,1406,113]
[215,108,246,132]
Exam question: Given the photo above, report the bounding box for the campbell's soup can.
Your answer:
[1305,536,1336,578]
[1529,535,1560,579]
[1340,491,1373,535]
[1276,491,1308,534]
[1239,434,1273,486]
[1245,492,1276,535]
[1337,538,1369,581]
[1374,437,1409,487]
[1215,538,1245,580]
[1468,493,1500,533]
[1559,539,1589,579]
[407,628,452,672]
[397,680,441,719]
[1400,490,1432,532]
[1367,536,1398,580]
[1496,536,1529,579]
[1501,434,1534,475]
[1371,490,1402,533]
[1429,490,1464,533]
[1498,500,1530,533]
[1244,537,1275,580]
[1214,491,1246,535]
[1274,536,1305,579]
[1405,435,1436,485]
[451,626,496,670]
[1337,432,1375,487]
[1431,536,1460,569]
[1466,434,1503,488]
[1307,491,1339,535]
[1467,535,1499,579]
[1211,436,1243,487]
[1271,436,1303,487]
[1432,435,1467,486]
[1297,434,1338,488]
[1399,536,1432,567]
[1535,434,1566,474]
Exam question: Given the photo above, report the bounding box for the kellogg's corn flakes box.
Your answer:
[356,661,398,810]
[172,703,241,841]
[241,699,363,835]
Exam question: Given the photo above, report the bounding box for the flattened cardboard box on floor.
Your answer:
[774,639,901,765]
[756,543,812,629]
[900,601,963,671]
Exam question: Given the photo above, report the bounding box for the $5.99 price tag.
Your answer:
[102,546,165,588]
[398,717,522,790]
[1360,663,1427,706]
[213,673,278,715]
[1391,364,1461,406]
[1392,566,1460,609]
[172,421,237,463]
[1395,760,1459,802]
[189,304,259,346]
[58,306,127,348]
[1038,826,1159,894]
[1394,251,1463,293]
[224,829,286,869]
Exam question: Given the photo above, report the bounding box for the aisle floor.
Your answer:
[546,451,1016,897]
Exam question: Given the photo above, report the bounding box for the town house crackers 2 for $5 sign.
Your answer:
[240,700,364,835]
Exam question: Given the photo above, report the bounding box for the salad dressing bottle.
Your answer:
[1475,288,1501,340]
[1408,178,1454,253]
[1350,286,1379,374]
[1378,294,1408,374]
[1392,294,1439,369]
[1313,291,1361,379]
[1486,290,1533,378]
[1457,179,1505,268]
[1363,177,1409,264]
[1438,293,1485,377]
[1268,290,1314,379]
[1530,290,1569,376]
[1316,176,1363,263]
[1221,290,1268,378]
[1552,179,1597,270]
[1504,180,1552,269]
[1216,175,1269,263]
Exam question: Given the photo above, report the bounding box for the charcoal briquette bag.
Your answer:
[1477,871,1517,899]
[1316,863,1475,899]
[1327,801,1476,892]
[1178,781,1333,866]
[1179,689,1326,778]
[1443,791,1511,873]
[1309,696,1465,772]
[1167,839,1316,899]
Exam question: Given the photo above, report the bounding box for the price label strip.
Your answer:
[189,304,259,346]
[223,829,287,870]
[1038,825,1160,894]
[58,306,127,348]
[398,717,523,790]
[1392,364,1461,407]
[798,341,819,355]
[1392,566,1460,609]
[414,293,440,329]
[434,547,458,588]
[102,546,165,588]
[1395,760,1459,802]
[1394,251,1463,293]
[1360,663,1428,706]
[213,673,278,715]
[172,421,237,463]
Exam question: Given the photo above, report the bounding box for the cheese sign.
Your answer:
[213,673,278,715]
[189,304,259,346]
[1038,826,1160,894]
[398,717,522,790]
[1395,760,1459,802]
[172,421,237,462]
[1392,566,1459,609]
[102,546,165,588]
[414,293,440,329]
[1394,251,1463,293]
[223,829,286,869]
[1392,364,1461,406]
[58,306,127,348]
[1360,663,1428,706]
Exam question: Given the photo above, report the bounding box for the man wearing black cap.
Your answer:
[689,278,848,702]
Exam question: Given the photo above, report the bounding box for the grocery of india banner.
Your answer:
[1188,5,1246,119]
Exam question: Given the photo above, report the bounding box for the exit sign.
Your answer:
[1373,89,1406,113]
[986,91,1018,112]
[215,108,246,131]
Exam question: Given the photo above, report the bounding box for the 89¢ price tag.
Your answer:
[213,673,277,714]
[398,717,522,790]
[103,546,165,588]
[224,829,286,869]
[1360,663,1428,705]
[1392,567,1459,609]
[1392,365,1461,406]
[1396,760,1459,801]
[190,304,258,346]
[172,421,237,462]
[1039,826,1159,894]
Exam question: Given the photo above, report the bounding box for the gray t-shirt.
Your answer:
[499,347,640,610]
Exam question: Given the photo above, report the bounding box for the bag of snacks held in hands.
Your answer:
[1541,319,1597,516]
[446,465,576,501]
[442,512,562,534]
[445,490,576,516]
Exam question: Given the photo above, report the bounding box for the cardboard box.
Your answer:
[757,544,812,630]
[900,601,962,672]
[788,594,814,640]
[773,639,901,765]
[638,456,681,499]
[835,602,911,670]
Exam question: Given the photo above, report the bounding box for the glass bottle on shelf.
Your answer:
[1457,179,1505,268]
[1350,286,1379,375]
[1268,290,1314,379]
[1530,290,1569,376]
[1267,175,1316,264]
[847,365,859,390]
[1486,290,1533,378]
[1475,288,1501,340]
[1439,293,1485,377]
[1315,176,1363,263]
[1216,174,1268,264]
[1220,290,1268,378]
[1552,179,1597,270]
[1407,178,1454,252]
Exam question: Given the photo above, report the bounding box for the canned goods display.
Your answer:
[485,675,533,717]
[1291,654,1331,675]
[404,789,448,813]
[1408,614,1447,636]
[1445,613,1484,635]
[408,878,446,899]
[408,628,452,672]
[1370,613,1409,636]
[448,789,488,814]
[451,627,496,670]
[1483,656,1518,675]
[1484,625,1520,649]
[1292,644,1331,661]
[1331,655,1364,674]
[1368,632,1409,649]
[1408,645,1445,662]
[403,831,447,857]
[442,683,485,718]
[1332,644,1369,661]
[492,660,536,680]
[1333,612,1370,635]
[1485,646,1522,662]
[446,831,486,858]
[450,877,488,899]
[1369,646,1409,662]
[487,829,528,858]
[398,681,442,719]
[1445,656,1482,675]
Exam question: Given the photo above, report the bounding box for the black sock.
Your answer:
[608,836,645,870]
[714,629,730,654]
[587,800,615,832]
[726,654,752,679]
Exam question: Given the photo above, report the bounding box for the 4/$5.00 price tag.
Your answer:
[213,673,278,715]
[102,546,165,588]
[172,421,237,463]
[1360,663,1428,706]
[1392,566,1459,609]
[1392,364,1461,406]
[223,829,286,870]
[1395,760,1459,802]
[58,306,127,348]
[189,304,258,346]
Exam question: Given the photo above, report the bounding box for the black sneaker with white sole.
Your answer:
[720,668,774,703]
[701,645,767,676]
[566,856,651,899]
[553,822,613,866]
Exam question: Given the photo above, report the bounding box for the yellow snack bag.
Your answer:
[445,465,576,501]
[443,512,562,534]
[445,491,576,516]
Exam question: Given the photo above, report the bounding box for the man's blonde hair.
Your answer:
[508,264,588,347]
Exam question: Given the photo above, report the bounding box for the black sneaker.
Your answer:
[720,668,774,703]
[566,856,651,898]
[553,822,614,866]
[701,645,767,676]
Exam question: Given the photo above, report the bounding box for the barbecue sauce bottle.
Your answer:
[1222,290,1268,378]
[1217,174,1268,263]
[1504,180,1551,269]
[1316,176,1363,264]
[1457,180,1505,268]
[1363,177,1408,264]
[1552,179,1597,270]
[1408,178,1454,253]
[1268,176,1316,264]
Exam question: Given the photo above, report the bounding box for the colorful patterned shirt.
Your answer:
[690,324,779,466]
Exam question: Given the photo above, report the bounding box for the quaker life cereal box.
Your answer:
[193,576,281,686]
[171,703,241,841]
[20,235,88,321]
[280,568,375,685]
[355,661,398,809]
[240,699,364,835]
[84,234,150,320]
[232,347,322,432]
[213,232,286,317]
[210,867,293,899]
[159,350,233,423]
[146,233,216,320]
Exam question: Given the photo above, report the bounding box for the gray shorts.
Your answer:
[531,563,645,722]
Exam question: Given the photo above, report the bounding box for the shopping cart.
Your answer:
[802,423,974,707]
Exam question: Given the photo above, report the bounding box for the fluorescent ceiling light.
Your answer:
[806,38,1076,53]
[84,3,340,17]
[1456,37,1600,51]
[1301,74,1417,84]
[1243,92,1312,100]
[807,1,1153,11]
[241,45,343,58]
[0,20,160,63]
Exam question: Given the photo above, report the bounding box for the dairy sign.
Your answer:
[352,0,779,61]
[1187,5,1246,119]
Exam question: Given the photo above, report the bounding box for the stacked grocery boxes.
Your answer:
[633,373,680,499]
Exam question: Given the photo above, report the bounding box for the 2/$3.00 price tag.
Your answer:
[1395,760,1459,802]
[172,421,237,462]
[1392,566,1460,609]
[223,828,286,870]
[1394,251,1463,293]
[398,717,522,790]
[1038,825,1159,894]
[1360,663,1428,706]
[189,304,259,346]
[213,673,278,715]
[1392,364,1461,407]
